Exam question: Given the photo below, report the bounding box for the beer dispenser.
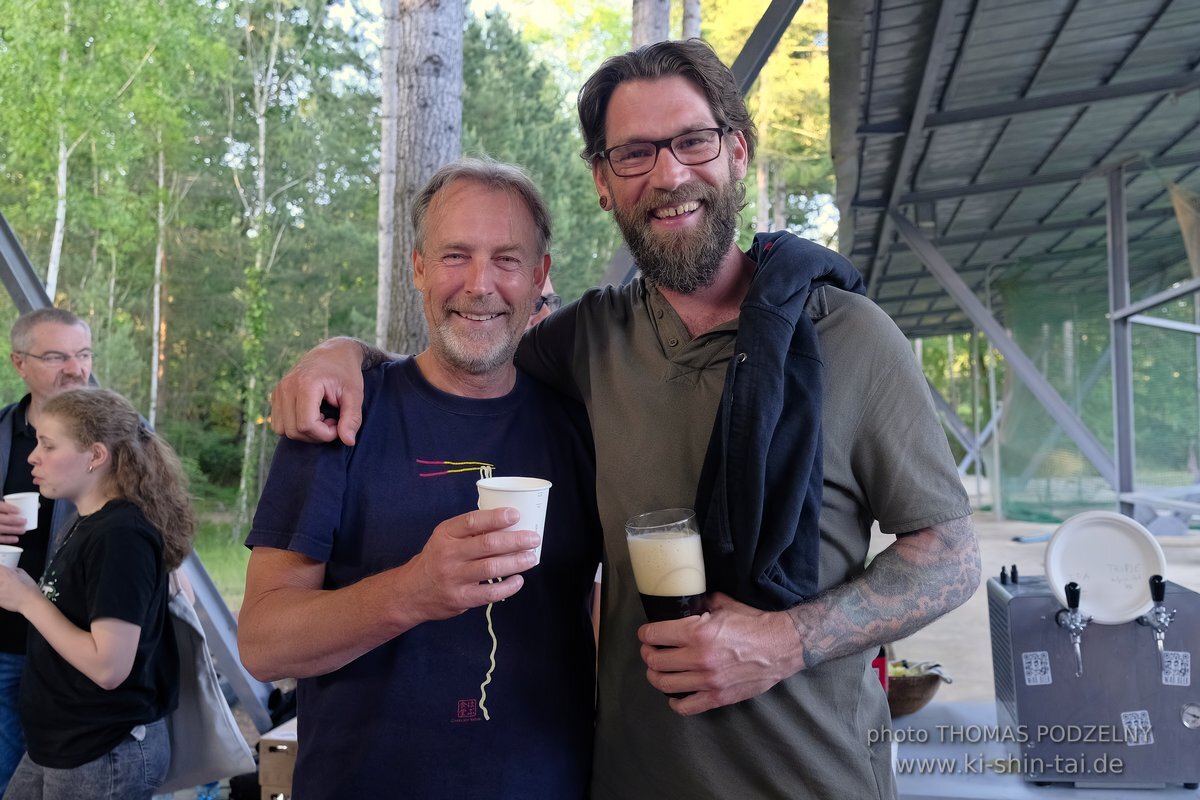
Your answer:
[987,511,1200,789]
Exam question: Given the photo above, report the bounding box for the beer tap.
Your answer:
[1055,582,1090,677]
[1137,574,1176,672]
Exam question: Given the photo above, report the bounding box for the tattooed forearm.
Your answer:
[788,515,981,670]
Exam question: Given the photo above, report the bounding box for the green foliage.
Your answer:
[462,10,619,301]
[703,0,835,244]
[192,493,252,612]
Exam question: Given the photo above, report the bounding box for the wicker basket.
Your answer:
[887,672,941,717]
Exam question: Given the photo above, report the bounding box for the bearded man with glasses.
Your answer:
[0,307,93,792]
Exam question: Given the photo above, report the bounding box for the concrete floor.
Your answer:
[880,495,1200,704]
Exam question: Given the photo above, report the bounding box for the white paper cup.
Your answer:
[3,493,39,531]
[0,545,22,569]
[476,477,552,563]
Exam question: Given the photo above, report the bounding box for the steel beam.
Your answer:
[864,0,960,297]
[1110,275,1200,321]
[1130,314,1200,336]
[927,379,974,453]
[0,212,51,313]
[181,553,274,732]
[890,210,1117,486]
[1107,168,1137,516]
[730,0,804,95]
[899,150,1200,205]
[863,72,1200,134]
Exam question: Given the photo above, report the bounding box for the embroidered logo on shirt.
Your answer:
[416,459,494,478]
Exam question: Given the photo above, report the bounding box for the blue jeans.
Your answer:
[0,653,26,796]
[2,718,169,800]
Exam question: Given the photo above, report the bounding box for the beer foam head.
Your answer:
[627,530,706,596]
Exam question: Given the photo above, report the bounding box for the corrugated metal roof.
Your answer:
[830,0,1200,338]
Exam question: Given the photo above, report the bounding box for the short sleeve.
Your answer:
[85,522,161,626]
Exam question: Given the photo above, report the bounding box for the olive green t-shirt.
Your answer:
[518,279,971,799]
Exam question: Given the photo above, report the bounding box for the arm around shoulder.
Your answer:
[269,336,394,446]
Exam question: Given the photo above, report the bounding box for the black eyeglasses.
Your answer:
[534,293,562,313]
[15,349,95,366]
[597,126,731,178]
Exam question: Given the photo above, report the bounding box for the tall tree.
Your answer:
[682,0,701,39]
[221,0,375,532]
[632,0,671,46]
[378,0,464,353]
[378,1,400,350]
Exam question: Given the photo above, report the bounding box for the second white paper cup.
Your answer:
[477,476,552,563]
[0,545,22,569]
[3,493,39,531]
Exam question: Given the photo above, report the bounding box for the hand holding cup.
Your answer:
[476,477,551,564]
[0,493,38,542]
[412,507,541,621]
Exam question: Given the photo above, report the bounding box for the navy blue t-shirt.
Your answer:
[248,358,601,799]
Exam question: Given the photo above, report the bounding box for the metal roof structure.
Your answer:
[830,0,1200,339]
[829,0,1200,517]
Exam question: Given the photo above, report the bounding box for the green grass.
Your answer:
[191,488,252,614]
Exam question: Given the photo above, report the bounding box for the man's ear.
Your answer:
[729,130,750,181]
[592,161,610,205]
[10,352,28,381]
[412,249,426,292]
[534,254,551,291]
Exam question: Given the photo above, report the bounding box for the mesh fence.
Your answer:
[992,220,1197,524]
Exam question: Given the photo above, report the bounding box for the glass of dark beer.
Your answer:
[625,508,707,622]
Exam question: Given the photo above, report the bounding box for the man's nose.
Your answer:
[463,260,495,294]
[647,144,690,190]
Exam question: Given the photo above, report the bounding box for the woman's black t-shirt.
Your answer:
[20,498,178,768]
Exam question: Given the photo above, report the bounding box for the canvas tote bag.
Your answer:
[158,590,257,793]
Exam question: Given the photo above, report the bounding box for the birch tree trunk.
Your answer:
[757,159,769,232]
[47,0,73,301]
[682,0,701,39]
[150,134,166,428]
[384,0,464,353]
[376,1,400,349]
[234,4,284,535]
[772,173,787,232]
[632,0,670,47]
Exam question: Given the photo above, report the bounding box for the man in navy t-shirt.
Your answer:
[239,158,601,799]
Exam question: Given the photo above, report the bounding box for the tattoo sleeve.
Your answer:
[788,515,982,670]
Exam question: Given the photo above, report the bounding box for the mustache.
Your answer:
[445,300,512,316]
[633,182,715,214]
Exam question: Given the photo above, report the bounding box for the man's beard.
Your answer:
[612,175,741,295]
[427,299,528,376]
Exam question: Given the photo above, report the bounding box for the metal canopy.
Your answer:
[830,0,1200,340]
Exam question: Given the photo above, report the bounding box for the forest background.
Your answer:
[0,0,978,605]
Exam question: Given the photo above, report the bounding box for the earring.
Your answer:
[88,465,94,473]
[599,196,610,211]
